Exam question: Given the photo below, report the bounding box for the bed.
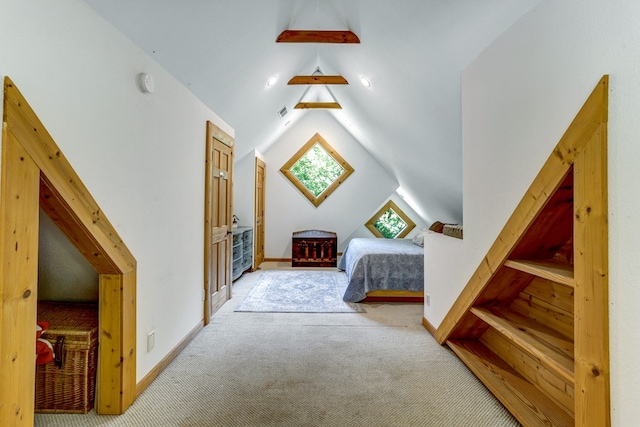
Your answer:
[338,237,424,303]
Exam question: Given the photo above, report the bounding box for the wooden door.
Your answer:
[204,122,234,324]
[254,157,266,268]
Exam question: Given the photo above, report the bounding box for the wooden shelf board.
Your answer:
[276,30,360,44]
[447,339,574,427]
[471,306,574,383]
[294,102,342,109]
[288,75,348,85]
[504,259,574,287]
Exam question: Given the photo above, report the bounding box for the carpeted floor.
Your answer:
[235,270,365,313]
[35,264,520,427]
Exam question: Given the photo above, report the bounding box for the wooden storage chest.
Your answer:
[292,230,337,267]
[35,302,99,414]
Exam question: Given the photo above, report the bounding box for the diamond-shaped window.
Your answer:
[280,133,354,207]
[365,200,416,239]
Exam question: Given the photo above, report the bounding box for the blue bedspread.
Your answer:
[338,238,424,302]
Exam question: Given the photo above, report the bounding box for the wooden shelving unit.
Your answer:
[436,76,609,426]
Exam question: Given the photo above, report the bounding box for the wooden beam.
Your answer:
[276,30,360,44]
[288,75,348,85]
[0,133,41,426]
[294,102,342,109]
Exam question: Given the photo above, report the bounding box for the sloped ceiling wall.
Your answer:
[84,0,540,225]
[263,110,404,256]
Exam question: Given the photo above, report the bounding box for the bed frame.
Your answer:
[361,290,424,303]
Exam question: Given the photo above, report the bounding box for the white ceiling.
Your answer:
[84,0,539,223]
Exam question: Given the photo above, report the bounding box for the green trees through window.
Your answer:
[280,133,354,207]
[366,200,416,239]
[290,143,344,197]
[373,208,408,238]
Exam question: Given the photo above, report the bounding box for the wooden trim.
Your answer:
[435,76,608,345]
[136,321,204,396]
[422,317,437,337]
[280,132,354,207]
[365,200,416,238]
[0,132,41,425]
[276,30,360,44]
[1,77,137,419]
[264,258,292,263]
[288,75,348,85]
[366,290,424,298]
[203,122,213,326]
[264,254,344,263]
[574,122,609,426]
[98,272,137,413]
[362,296,423,303]
[254,157,266,269]
[294,102,342,109]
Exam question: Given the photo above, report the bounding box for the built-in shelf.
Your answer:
[504,259,574,287]
[435,76,609,426]
[447,339,574,427]
[471,306,574,383]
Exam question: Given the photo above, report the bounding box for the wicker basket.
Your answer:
[35,302,99,414]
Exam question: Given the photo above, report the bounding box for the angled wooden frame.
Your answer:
[1,77,137,424]
[365,200,416,239]
[435,76,609,426]
[280,133,353,207]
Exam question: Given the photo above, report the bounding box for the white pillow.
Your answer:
[412,231,425,247]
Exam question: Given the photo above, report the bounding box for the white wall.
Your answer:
[38,209,99,302]
[0,0,233,382]
[263,110,427,257]
[424,0,640,424]
[233,150,257,229]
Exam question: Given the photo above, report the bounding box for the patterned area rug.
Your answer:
[235,270,365,313]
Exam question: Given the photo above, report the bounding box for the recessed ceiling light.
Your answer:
[360,76,371,87]
[267,75,278,87]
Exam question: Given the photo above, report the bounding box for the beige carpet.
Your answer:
[35,264,519,426]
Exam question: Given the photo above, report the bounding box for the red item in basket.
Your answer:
[36,321,54,365]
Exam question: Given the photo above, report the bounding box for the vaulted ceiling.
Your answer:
[84,0,539,223]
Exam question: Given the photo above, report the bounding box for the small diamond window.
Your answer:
[365,200,416,239]
[280,133,354,207]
